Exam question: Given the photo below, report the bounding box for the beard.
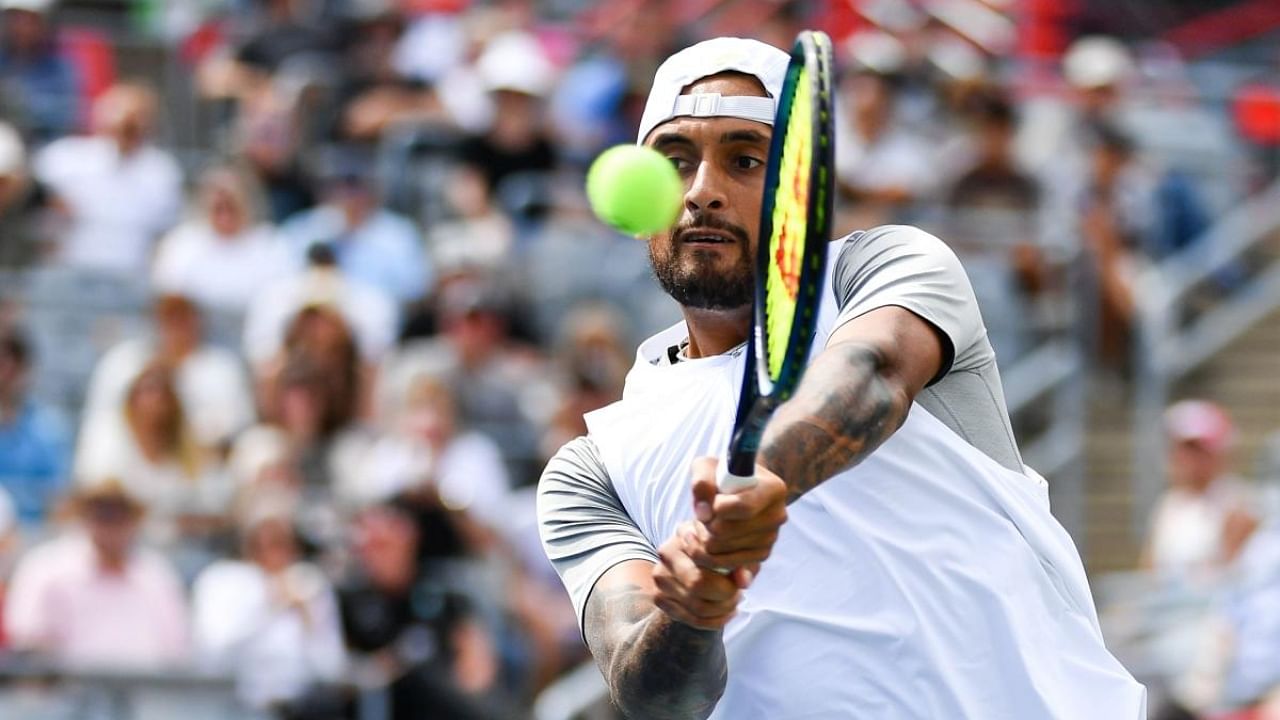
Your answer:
[649,212,754,310]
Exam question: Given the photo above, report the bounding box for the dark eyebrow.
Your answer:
[650,133,696,151]
[720,129,769,145]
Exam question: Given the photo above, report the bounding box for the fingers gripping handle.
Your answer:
[716,457,758,492]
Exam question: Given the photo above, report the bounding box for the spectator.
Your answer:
[0,120,45,268]
[4,477,188,669]
[427,163,515,276]
[338,500,507,720]
[273,303,370,428]
[0,0,79,143]
[1144,400,1259,582]
[383,279,549,486]
[1016,35,1136,185]
[231,352,369,550]
[945,92,1046,364]
[834,68,933,225]
[75,361,230,551]
[152,163,295,314]
[540,303,629,460]
[457,31,558,221]
[229,81,316,224]
[195,0,341,109]
[356,368,512,536]
[243,243,399,371]
[280,148,432,304]
[82,293,254,451]
[191,492,346,712]
[0,326,69,526]
[226,0,341,85]
[1077,123,1157,367]
[32,82,183,274]
[340,7,447,142]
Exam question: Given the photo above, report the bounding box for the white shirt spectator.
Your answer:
[4,531,189,669]
[347,432,511,527]
[243,266,399,366]
[74,414,229,517]
[1147,475,1255,579]
[82,337,254,449]
[152,221,295,313]
[192,560,347,709]
[834,112,934,198]
[33,136,182,274]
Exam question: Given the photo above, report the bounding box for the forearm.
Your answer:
[759,341,912,504]
[586,578,727,719]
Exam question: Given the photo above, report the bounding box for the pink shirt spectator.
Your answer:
[4,531,189,669]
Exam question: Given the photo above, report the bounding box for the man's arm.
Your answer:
[759,305,944,503]
[583,557,731,720]
[539,440,778,719]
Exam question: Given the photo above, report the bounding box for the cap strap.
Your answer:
[669,93,776,126]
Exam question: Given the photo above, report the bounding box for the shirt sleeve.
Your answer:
[830,225,987,381]
[537,436,658,635]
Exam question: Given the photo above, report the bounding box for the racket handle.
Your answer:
[716,457,758,492]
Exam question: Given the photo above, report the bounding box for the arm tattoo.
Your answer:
[760,341,911,504]
[585,580,727,719]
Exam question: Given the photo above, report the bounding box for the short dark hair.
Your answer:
[0,326,30,367]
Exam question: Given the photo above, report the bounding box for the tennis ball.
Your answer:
[586,144,683,236]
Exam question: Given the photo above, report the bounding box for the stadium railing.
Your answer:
[0,656,392,720]
[1130,178,1280,534]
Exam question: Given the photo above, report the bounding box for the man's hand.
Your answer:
[653,522,743,630]
[693,457,788,580]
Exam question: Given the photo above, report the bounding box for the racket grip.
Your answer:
[716,457,758,492]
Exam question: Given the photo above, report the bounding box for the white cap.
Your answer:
[477,31,556,97]
[0,122,24,176]
[637,37,789,144]
[1063,36,1133,89]
[0,0,55,13]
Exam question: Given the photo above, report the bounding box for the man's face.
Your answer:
[83,499,141,562]
[644,73,771,311]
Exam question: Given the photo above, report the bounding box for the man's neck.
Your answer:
[681,306,751,359]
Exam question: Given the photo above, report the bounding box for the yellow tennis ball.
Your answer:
[586,144,683,236]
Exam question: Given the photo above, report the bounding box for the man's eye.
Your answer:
[668,156,691,171]
[735,156,763,170]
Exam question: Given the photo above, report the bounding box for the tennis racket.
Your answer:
[717,30,835,492]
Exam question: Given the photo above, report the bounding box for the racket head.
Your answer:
[753,30,835,403]
[721,30,835,482]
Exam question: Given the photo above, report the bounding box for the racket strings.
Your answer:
[763,65,812,382]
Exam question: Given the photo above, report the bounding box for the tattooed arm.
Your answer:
[759,305,946,503]
[584,551,738,720]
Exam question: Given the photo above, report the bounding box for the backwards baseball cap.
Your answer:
[637,37,789,144]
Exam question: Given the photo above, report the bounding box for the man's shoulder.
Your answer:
[832,224,967,287]
[835,224,951,255]
[539,437,615,515]
[541,436,609,486]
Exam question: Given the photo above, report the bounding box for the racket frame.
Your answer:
[720,30,835,488]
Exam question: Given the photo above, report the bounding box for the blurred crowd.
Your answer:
[0,0,1277,718]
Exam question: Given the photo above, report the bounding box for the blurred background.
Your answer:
[0,0,1278,718]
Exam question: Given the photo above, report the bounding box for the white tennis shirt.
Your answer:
[538,226,1146,718]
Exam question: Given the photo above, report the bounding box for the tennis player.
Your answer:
[538,37,1145,719]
